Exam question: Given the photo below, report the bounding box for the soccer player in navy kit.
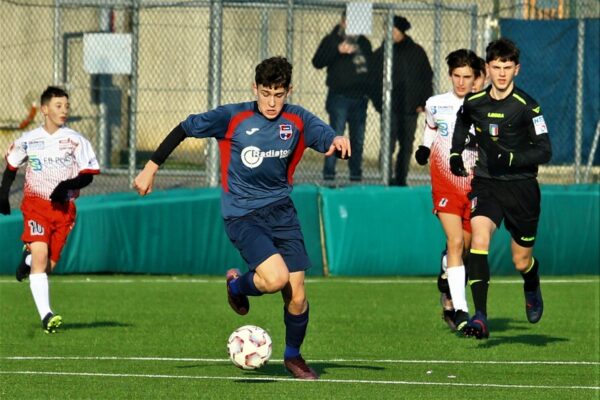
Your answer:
[450,39,552,339]
[134,57,350,379]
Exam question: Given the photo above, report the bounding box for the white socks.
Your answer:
[447,266,468,312]
[29,273,51,319]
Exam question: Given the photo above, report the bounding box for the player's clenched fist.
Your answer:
[134,161,159,196]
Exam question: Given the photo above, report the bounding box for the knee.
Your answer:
[30,250,49,273]
[446,236,464,256]
[261,270,289,293]
[513,254,531,272]
[470,236,490,251]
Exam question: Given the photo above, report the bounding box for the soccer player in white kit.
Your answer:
[414,50,486,332]
[0,86,100,333]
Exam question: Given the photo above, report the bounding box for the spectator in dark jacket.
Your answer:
[312,12,372,182]
[372,15,433,186]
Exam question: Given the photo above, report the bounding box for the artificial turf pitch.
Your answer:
[1,275,598,399]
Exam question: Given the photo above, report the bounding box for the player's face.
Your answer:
[253,84,290,120]
[486,59,520,92]
[450,66,476,98]
[472,72,487,92]
[42,96,69,131]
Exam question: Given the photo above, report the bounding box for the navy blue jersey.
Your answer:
[181,101,335,218]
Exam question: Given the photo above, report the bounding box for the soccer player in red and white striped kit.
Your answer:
[0,86,100,333]
[414,49,486,332]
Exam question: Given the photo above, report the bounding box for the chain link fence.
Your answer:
[1,0,599,206]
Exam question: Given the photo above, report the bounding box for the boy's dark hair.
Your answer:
[475,56,486,77]
[41,86,69,106]
[445,49,481,76]
[485,38,520,64]
[255,56,293,89]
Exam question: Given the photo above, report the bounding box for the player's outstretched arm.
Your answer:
[134,160,159,196]
[134,124,187,196]
[325,136,351,160]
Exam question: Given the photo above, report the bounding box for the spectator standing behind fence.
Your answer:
[372,15,433,186]
[312,11,372,182]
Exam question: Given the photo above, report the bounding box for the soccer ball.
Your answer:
[227,325,272,370]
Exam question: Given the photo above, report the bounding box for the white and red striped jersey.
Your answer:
[423,91,477,195]
[5,126,100,200]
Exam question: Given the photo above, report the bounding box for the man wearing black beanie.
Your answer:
[372,15,433,186]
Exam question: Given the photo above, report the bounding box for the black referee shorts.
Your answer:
[469,177,541,247]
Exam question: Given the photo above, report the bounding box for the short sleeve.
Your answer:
[76,137,100,174]
[5,139,28,170]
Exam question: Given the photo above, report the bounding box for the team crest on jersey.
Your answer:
[59,138,77,151]
[279,124,293,141]
[433,106,453,115]
[27,140,44,150]
[489,124,499,137]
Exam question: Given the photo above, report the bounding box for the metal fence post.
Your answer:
[574,18,585,184]
[260,6,270,62]
[380,9,394,185]
[53,0,63,85]
[470,5,478,52]
[128,0,140,186]
[433,0,442,94]
[207,0,224,188]
[286,0,294,65]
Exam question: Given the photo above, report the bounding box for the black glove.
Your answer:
[414,146,430,165]
[449,153,468,177]
[49,174,94,203]
[50,181,70,203]
[0,191,10,215]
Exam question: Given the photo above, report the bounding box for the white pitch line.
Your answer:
[0,370,598,390]
[0,278,597,284]
[2,356,599,366]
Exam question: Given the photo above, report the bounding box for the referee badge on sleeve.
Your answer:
[532,116,548,135]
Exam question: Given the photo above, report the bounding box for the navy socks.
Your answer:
[231,271,263,296]
[283,304,309,359]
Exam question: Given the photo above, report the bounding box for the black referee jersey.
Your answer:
[452,86,552,180]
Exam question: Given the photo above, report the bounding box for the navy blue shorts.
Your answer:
[224,197,311,272]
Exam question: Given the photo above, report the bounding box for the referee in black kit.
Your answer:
[449,38,552,339]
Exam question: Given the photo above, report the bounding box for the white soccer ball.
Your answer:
[227,325,272,370]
